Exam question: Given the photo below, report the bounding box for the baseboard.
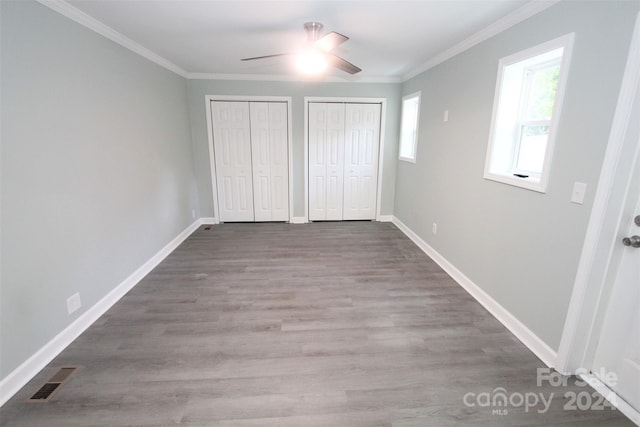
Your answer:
[200,217,216,225]
[290,216,307,224]
[377,215,393,222]
[580,374,640,425]
[0,218,203,407]
[391,215,557,368]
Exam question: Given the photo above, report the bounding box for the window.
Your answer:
[399,92,421,162]
[484,34,574,192]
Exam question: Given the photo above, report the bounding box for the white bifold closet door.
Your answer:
[212,101,254,222]
[308,102,381,221]
[343,103,381,220]
[211,101,289,222]
[249,102,289,222]
[308,103,345,221]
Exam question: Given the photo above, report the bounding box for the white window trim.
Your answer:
[484,33,575,193]
[398,91,421,163]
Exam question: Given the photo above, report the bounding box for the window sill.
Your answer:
[399,157,416,164]
[483,171,547,193]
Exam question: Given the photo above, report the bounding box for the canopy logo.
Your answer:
[463,387,553,415]
[462,368,618,416]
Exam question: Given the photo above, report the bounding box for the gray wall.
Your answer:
[187,80,402,219]
[0,1,198,379]
[394,0,640,351]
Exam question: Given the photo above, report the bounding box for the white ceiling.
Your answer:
[60,0,548,81]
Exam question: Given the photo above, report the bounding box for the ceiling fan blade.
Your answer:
[328,54,361,74]
[315,31,349,52]
[241,53,290,61]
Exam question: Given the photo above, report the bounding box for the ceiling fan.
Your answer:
[241,22,362,75]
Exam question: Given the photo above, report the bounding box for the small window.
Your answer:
[399,92,421,163]
[484,34,574,192]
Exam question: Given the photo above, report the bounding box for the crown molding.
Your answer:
[35,0,399,84]
[187,72,402,83]
[37,0,188,78]
[402,0,562,81]
[37,0,559,84]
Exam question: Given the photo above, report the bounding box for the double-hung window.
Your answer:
[484,34,574,192]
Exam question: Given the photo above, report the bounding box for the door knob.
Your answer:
[622,235,640,248]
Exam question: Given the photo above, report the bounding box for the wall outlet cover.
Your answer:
[66,293,82,315]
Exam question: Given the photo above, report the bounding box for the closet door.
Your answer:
[211,101,254,222]
[343,103,381,220]
[250,102,289,222]
[308,103,345,221]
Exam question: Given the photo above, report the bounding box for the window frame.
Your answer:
[398,91,421,163]
[484,33,574,193]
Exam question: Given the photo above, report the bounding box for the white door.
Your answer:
[592,158,640,413]
[343,103,381,220]
[308,103,345,221]
[591,66,640,414]
[211,101,254,222]
[250,102,289,222]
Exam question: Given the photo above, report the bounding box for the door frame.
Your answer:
[303,97,388,222]
[556,10,640,422]
[205,95,294,224]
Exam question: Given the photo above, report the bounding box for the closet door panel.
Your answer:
[267,103,289,221]
[250,102,272,221]
[249,102,289,222]
[343,103,381,220]
[325,106,345,220]
[309,103,345,221]
[309,103,327,220]
[212,101,254,222]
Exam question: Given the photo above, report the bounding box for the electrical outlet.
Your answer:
[66,293,82,315]
[432,223,437,235]
[191,209,196,219]
[443,110,449,122]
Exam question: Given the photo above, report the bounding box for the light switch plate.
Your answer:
[571,182,587,204]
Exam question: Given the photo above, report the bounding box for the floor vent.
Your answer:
[204,226,212,230]
[27,367,77,402]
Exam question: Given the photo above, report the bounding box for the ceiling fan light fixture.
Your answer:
[296,48,328,75]
[242,21,360,75]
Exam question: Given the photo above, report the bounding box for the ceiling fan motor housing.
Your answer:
[304,22,324,41]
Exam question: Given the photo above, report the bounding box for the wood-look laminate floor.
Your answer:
[0,222,633,426]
